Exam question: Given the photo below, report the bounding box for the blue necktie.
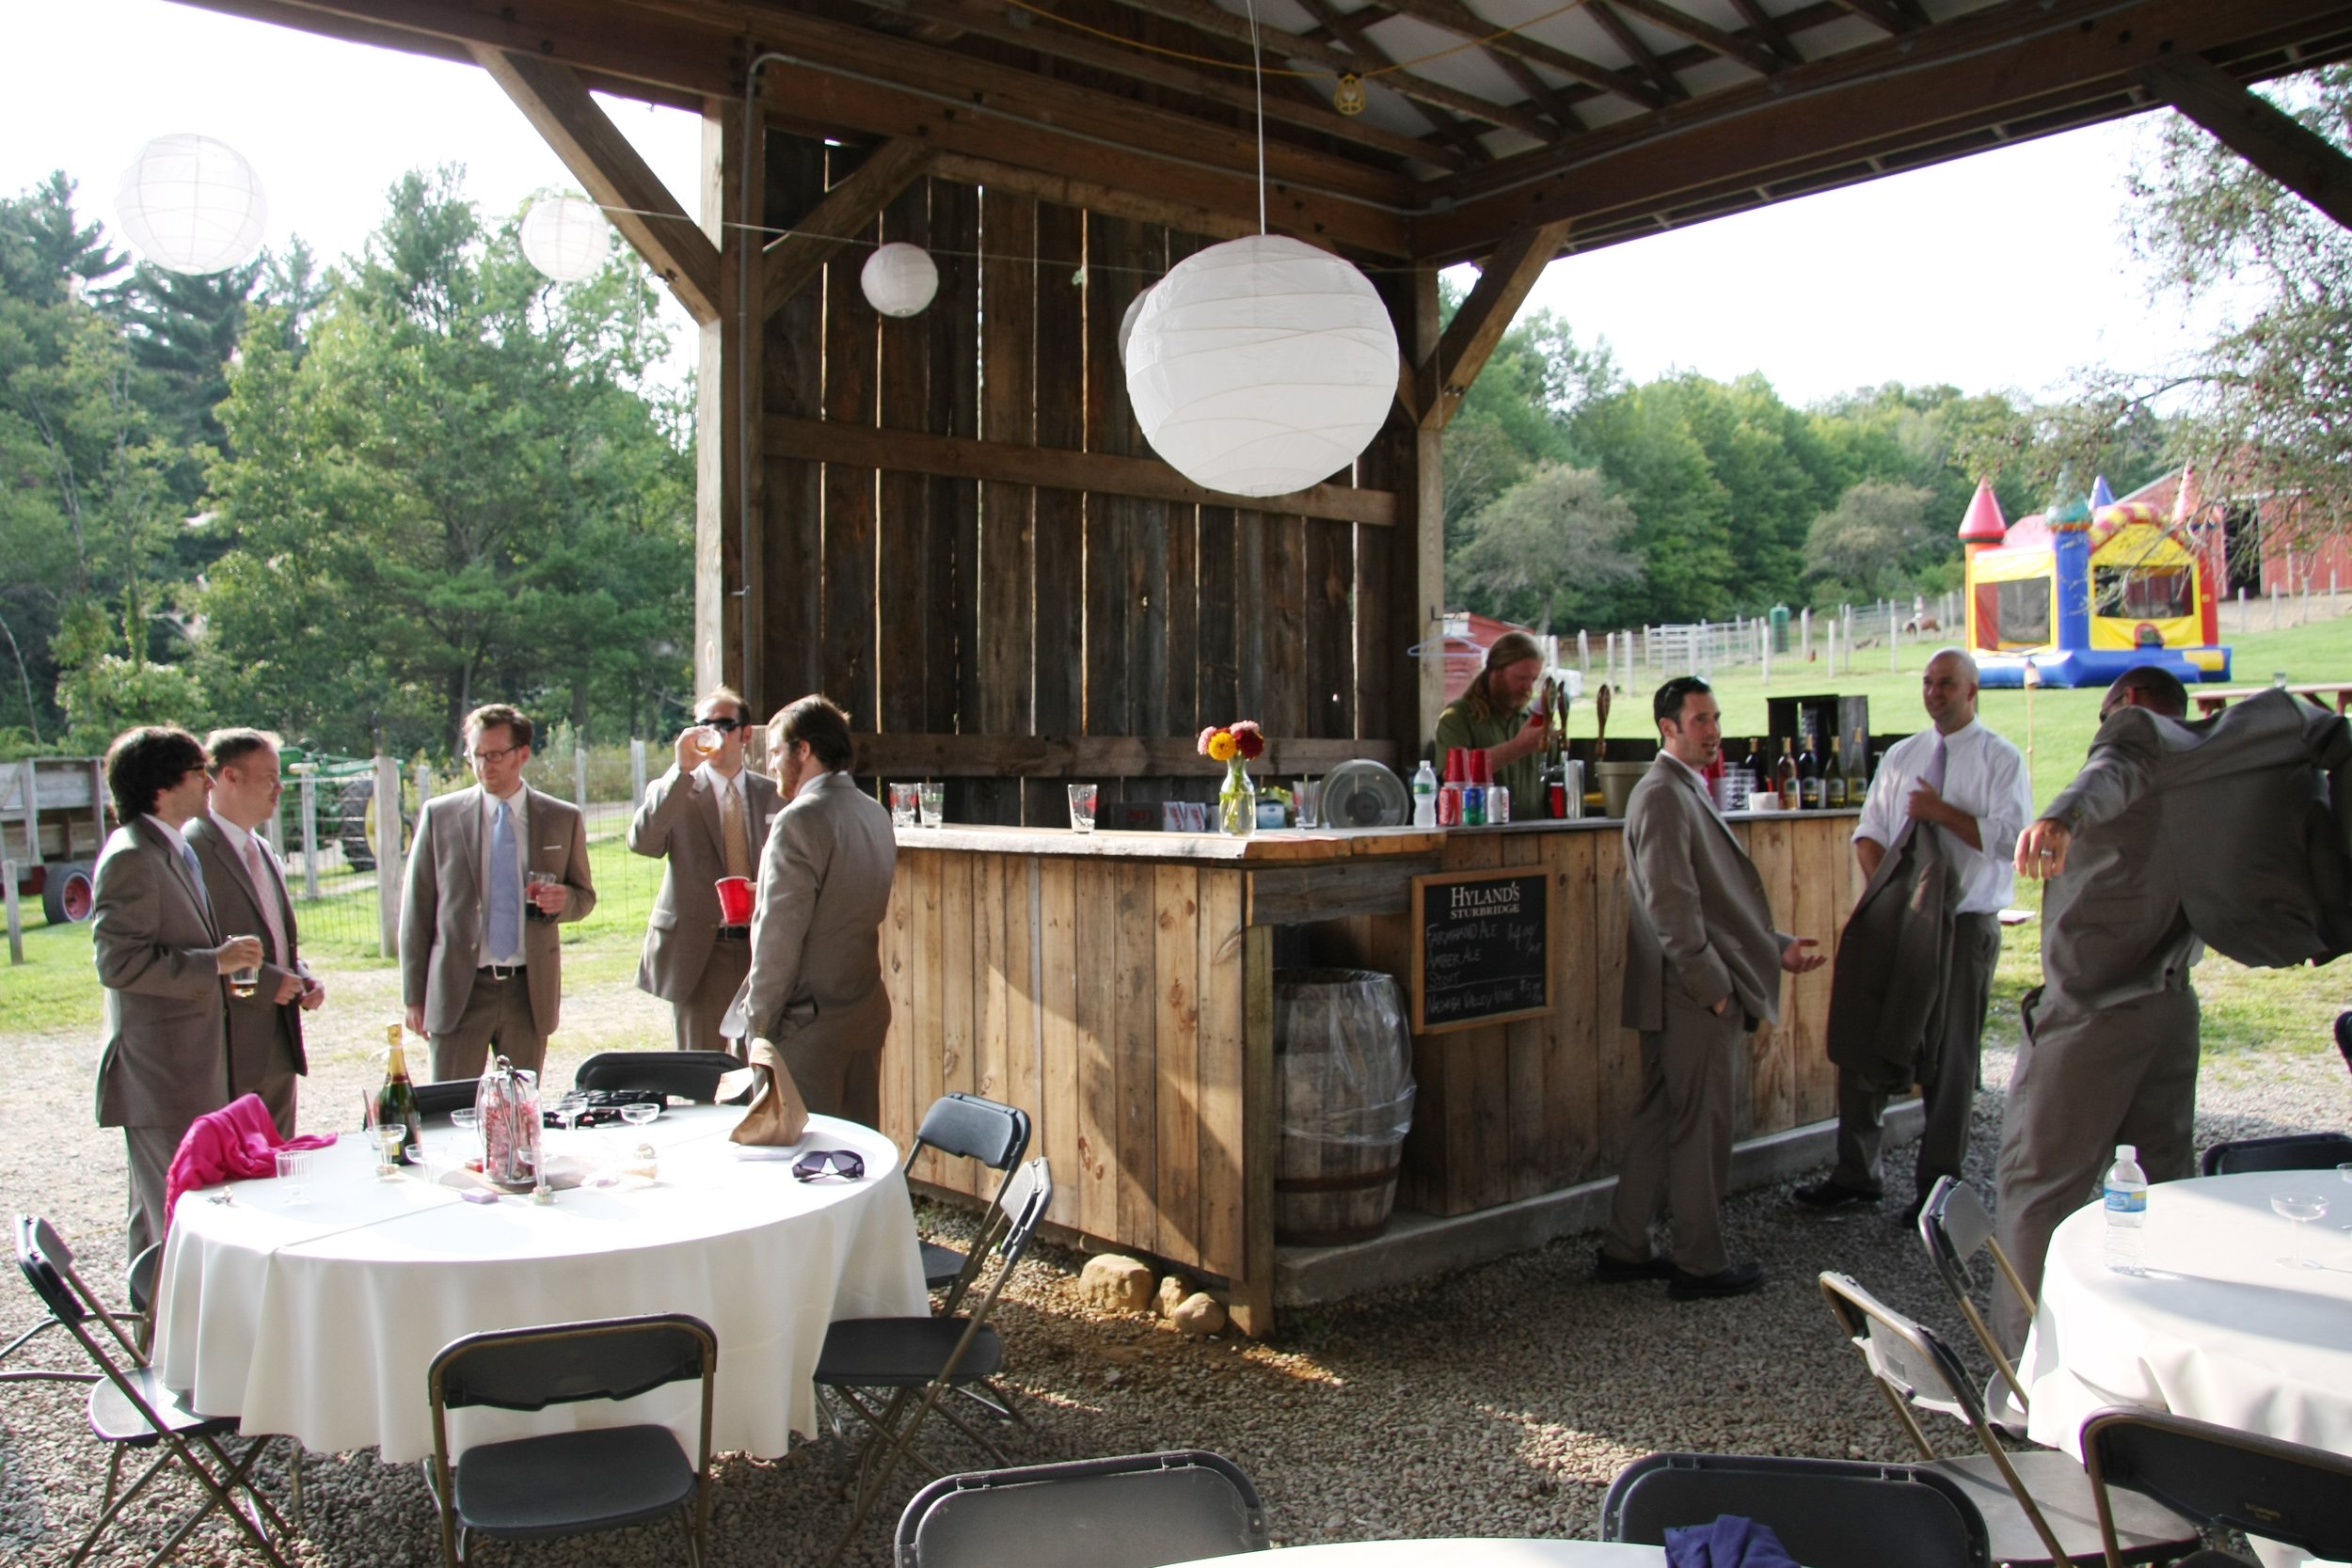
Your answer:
[488,800,520,960]
[180,841,211,916]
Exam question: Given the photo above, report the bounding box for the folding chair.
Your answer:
[425,1313,717,1568]
[573,1051,743,1103]
[13,1214,294,1568]
[2081,1406,2352,1568]
[2336,1011,2351,1081]
[1602,1450,1990,1568]
[818,1157,1053,1563]
[364,1080,480,1126]
[907,1094,1033,1306]
[1917,1176,2037,1425]
[2198,1132,2352,1177]
[1819,1271,2198,1567]
[896,1450,1267,1568]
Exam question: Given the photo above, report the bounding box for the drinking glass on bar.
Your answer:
[889,783,920,828]
[1067,783,1099,832]
[1294,778,1321,828]
[918,782,945,828]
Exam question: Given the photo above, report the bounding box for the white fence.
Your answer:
[1574,591,1965,689]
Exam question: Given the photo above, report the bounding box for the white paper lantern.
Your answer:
[114,135,267,277]
[1123,234,1398,498]
[861,242,939,317]
[519,196,611,283]
[1116,284,1155,367]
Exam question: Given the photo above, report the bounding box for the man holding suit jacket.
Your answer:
[187,728,323,1136]
[92,725,262,1259]
[1597,677,1826,1300]
[629,687,784,1052]
[402,704,596,1080]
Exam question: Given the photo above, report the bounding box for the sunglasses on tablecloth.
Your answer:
[792,1149,866,1182]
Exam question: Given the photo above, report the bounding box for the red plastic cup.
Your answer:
[715,876,755,925]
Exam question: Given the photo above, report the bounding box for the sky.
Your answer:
[2,0,2213,411]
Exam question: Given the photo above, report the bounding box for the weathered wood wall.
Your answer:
[754,134,1408,826]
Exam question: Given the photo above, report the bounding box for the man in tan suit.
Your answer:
[628,687,783,1052]
[92,725,262,1258]
[726,694,898,1124]
[402,705,597,1080]
[1598,677,1824,1300]
[187,729,324,1136]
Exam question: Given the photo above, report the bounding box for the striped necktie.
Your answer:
[722,778,754,881]
[488,800,521,960]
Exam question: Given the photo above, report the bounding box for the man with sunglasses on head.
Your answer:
[629,687,785,1053]
[401,704,596,1080]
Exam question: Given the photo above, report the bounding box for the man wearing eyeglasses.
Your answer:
[725,694,897,1125]
[628,688,784,1053]
[401,704,597,1080]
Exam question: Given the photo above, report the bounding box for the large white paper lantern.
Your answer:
[861,242,938,317]
[519,196,611,282]
[115,135,267,276]
[1116,284,1155,367]
[1123,234,1397,498]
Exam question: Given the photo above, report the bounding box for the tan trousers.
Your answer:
[431,969,547,1082]
[1604,988,1743,1277]
[1831,912,2002,1196]
[674,939,751,1054]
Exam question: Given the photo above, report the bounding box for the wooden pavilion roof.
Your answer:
[183,0,2352,267]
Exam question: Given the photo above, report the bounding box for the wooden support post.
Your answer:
[696,99,764,710]
[1230,921,1278,1337]
[2140,56,2352,232]
[1412,268,1448,744]
[375,754,402,959]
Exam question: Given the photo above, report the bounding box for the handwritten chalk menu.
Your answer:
[1410,867,1553,1034]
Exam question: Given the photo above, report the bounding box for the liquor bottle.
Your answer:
[378,1022,427,1165]
[1742,737,1766,783]
[1845,731,1869,803]
[1773,737,1800,807]
[1824,736,1849,808]
[1798,727,1823,811]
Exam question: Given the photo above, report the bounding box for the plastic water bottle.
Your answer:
[2104,1143,2148,1275]
[1411,760,1438,827]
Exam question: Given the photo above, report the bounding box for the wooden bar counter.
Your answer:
[873,810,1863,1333]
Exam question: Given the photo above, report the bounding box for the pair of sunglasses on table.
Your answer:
[792,1148,865,1182]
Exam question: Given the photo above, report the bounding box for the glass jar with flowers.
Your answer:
[1200,721,1266,836]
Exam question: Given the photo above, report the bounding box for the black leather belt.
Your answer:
[714,926,751,941]
[478,962,525,980]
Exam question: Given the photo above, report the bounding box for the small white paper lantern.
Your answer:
[861,242,939,317]
[1123,234,1398,498]
[519,196,611,283]
[1116,284,1155,367]
[115,134,267,276]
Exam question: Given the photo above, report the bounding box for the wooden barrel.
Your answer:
[1273,969,1416,1246]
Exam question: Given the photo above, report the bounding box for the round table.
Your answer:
[1168,1542,1665,1568]
[151,1106,927,1463]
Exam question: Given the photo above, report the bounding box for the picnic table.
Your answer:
[2192,683,2352,717]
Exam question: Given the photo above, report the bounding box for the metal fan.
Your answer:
[1318,759,1410,828]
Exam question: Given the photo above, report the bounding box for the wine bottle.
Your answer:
[1774,737,1800,806]
[1845,731,1869,802]
[1824,736,1849,808]
[1743,737,1766,782]
[1798,727,1823,811]
[379,1022,427,1165]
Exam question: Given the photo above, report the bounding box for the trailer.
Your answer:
[0,756,110,924]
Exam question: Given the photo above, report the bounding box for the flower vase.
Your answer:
[1219,757,1257,836]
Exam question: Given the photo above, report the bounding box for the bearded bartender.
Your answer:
[1434,630,1550,819]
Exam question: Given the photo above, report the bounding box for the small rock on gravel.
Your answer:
[1079,1253,1154,1312]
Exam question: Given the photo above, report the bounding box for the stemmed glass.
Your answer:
[554,1090,589,1139]
[2271,1191,2329,1268]
[620,1101,660,1131]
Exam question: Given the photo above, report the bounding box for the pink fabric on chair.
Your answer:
[164,1095,336,1238]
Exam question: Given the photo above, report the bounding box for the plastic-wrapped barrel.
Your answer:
[1274,969,1416,1245]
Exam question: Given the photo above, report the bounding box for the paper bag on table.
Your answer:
[723,1037,810,1147]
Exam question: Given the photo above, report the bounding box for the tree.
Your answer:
[1804,481,1939,601]
[1452,463,1640,629]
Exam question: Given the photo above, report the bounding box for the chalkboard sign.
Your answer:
[1410,867,1553,1035]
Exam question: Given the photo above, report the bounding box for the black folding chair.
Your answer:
[896,1450,1268,1568]
[2199,1132,2352,1176]
[818,1157,1053,1563]
[2335,1011,2351,1080]
[13,1213,294,1568]
[1819,1271,2198,1566]
[1602,1451,1990,1568]
[573,1051,742,1103]
[908,1093,1033,1307]
[1917,1176,2036,1425]
[425,1313,717,1568]
[363,1080,480,1126]
[2082,1406,2352,1568]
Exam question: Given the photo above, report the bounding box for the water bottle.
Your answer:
[1411,760,1438,827]
[2104,1143,2147,1275]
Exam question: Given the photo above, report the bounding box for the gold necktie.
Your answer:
[722,780,753,882]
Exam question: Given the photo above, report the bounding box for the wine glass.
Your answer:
[555,1090,589,1139]
[2271,1191,2328,1268]
[620,1101,660,1130]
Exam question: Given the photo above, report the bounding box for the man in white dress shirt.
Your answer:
[1798,647,2032,1222]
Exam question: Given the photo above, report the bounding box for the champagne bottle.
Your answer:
[379,1022,426,1165]
[1798,727,1823,811]
[1774,737,1800,806]
[1824,736,1849,808]
[1846,731,1869,802]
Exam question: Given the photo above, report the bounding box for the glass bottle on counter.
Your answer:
[1798,727,1824,811]
[1824,736,1849,808]
[378,1022,426,1165]
[1773,737,1800,808]
[1846,732,1869,803]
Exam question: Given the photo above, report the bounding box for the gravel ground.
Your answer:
[4,964,2346,1568]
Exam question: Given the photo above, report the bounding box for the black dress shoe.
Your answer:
[1593,1246,1677,1284]
[1668,1261,1766,1300]
[1792,1178,1883,1211]
[1901,1192,1930,1228]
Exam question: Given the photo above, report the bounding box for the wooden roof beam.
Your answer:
[1411,217,1572,430]
[1725,0,1804,66]
[761,138,936,320]
[2140,54,2352,230]
[471,45,722,324]
[1374,0,1669,110]
[1585,2,1688,103]
[1295,0,1493,160]
[1608,0,1788,77]
[1489,50,1587,135]
[1820,0,1923,33]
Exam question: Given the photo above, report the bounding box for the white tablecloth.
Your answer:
[152,1107,927,1463]
[1166,1541,1665,1568]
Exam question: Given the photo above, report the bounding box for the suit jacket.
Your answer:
[1621,754,1790,1032]
[186,813,310,1097]
[1824,819,1963,1082]
[92,818,230,1129]
[732,771,898,1053]
[400,784,597,1037]
[2040,689,2352,1010]
[628,763,784,1001]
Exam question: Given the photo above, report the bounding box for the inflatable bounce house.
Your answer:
[1960,474,2232,689]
